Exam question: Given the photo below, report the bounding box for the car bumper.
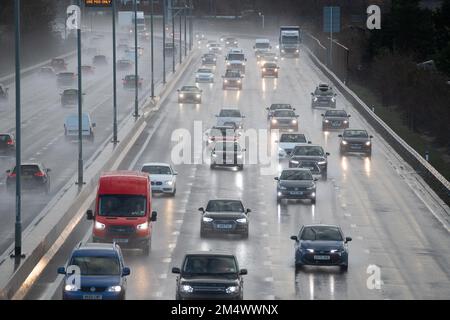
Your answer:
[201,223,248,234]
[270,123,298,131]
[178,292,241,300]
[262,71,278,77]
[312,101,336,108]
[322,122,349,130]
[295,251,348,266]
[196,78,214,83]
[151,185,175,193]
[277,190,315,199]
[63,291,124,300]
[341,145,371,153]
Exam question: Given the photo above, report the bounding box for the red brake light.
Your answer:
[7,139,14,145]
[8,173,16,177]
[34,171,45,177]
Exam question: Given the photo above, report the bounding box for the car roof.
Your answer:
[141,162,171,167]
[281,168,311,172]
[184,251,237,257]
[220,107,240,111]
[302,224,342,229]
[72,243,119,257]
[255,38,270,42]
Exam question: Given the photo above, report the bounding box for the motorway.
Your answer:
[26,34,450,300]
[0,28,182,254]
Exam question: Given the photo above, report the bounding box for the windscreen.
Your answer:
[228,53,245,61]
[280,170,312,181]
[219,109,241,117]
[292,146,324,156]
[300,226,343,241]
[206,200,244,212]
[99,195,146,217]
[343,130,368,138]
[280,134,306,143]
[142,165,171,175]
[183,256,237,275]
[282,35,298,43]
[273,110,295,117]
[325,110,347,117]
[70,256,121,276]
[255,42,270,49]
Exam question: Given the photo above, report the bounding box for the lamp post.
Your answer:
[76,0,84,186]
[162,0,166,84]
[112,0,118,143]
[150,0,155,98]
[133,0,139,118]
[259,12,264,29]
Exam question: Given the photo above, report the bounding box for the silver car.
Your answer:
[311,84,337,108]
[269,109,299,131]
[216,108,245,128]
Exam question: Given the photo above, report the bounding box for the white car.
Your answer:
[276,133,311,159]
[141,162,177,196]
[195,68,214,83]
[216,108,245,129]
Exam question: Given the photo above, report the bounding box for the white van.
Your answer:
[253,39,271,56]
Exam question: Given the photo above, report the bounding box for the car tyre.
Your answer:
[238,165,244,171]
[276,197,282,204]
[142,241,151,256]
[200,229,208,238]
[311,198,316,205]
[210,164,215,169]
[340,264,348,272]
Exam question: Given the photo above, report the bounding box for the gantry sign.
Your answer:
[84,0,112,7]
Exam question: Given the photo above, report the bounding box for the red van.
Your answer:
[86,171,157,255]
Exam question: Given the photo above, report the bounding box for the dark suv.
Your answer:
[289,144,330,179]
[6,163,51,194]
[172,252,247,300]
[57,242,131,300]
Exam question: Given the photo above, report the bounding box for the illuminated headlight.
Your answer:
[137,222,149,230]
[107,286,122,293]
[237,154,243,159]
[237,79,241,83]
[324,120,329,123]
[212,153,218,157]
[306,249,315,253]
[227,62,230,66]
[213,58,216,61]
[226,286,239,294]
[276,45,279,49]
[296,49,299,53]
[234,41,237,44]
[202,217,213,223]
[236,218,247,223]
[365,141,371,146]
[166,180,173,186]
[224,80,228,83]
[281,50,285,53]
[313,97,318,102]
[271,119,278,124]
[179,93,184,98]
[95,221,106,230]
[290,160,299,164]
[343,120,348,124]
[226,42,229,44]
[331,98,336,102]
[311,192,316,197]
[180,285,194,293]
[341,141,348,145]
[277,192,282,196]
[64,284,78,292]
[262,68,266,72]
[196,94,201,98]
[330,249,339,253]
[317,161,326,165]
[291,119,297,124]
[242,62,246,66]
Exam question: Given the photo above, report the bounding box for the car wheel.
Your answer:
[238,165,244,171]
[277,197,282,204]
[171,188,176,196]
[367,150,372,158]
[200,229,208,238]
[311,198,316,205]
[210,164,215,169]
[322,172,327,181]
[295,263,303,271]
[142,241,151,255]
[340,264,348,272]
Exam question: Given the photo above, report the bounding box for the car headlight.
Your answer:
[236,218,247,223]
[341,141,348,145]
[237,154,243,159]
[166,180,173,186]
[296,49,299,53]
[365,141,371,146]
[224,80,228,83]
[331,98,336,102]
[262,68,266,72]
[317,161,326,165]
[290,160,299,164]
[107,285,122,293]
[237,79,241,83]
[227,62,230,66]
[95,221,105,230]
[281,50,285,53]
[330,249,339,253]
[292,119,297,124]
[180,284,194,293]
[179,93,184,98]
[64,284,79,292]
[226,286,239,294]
[203,217,213,223]
[213,58,216,61]
[196,94,201,98]
[137,222,149,230]
[242,62,246,66]
[343,120,348,124]
[313,97,318,102]
[226,42,229,44]
[324,120,329,123]
[271,119,277,124]
[306,249,315,253]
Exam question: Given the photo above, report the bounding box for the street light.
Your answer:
[162,0,166,84]
[150,0,155,98]
[133,0,139,118]
[76,0,84,186]
[259,12,264,29]
[112,0,118,144]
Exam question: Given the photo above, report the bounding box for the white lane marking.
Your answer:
[350,224,357,228]
[159,274,167,279]
[264,277,274,282]
[172,231,180,235]
[162,258,172,263]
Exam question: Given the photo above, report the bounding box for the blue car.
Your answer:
[64,113,95,142]
[57,242,130,300]
[290,224,352,271]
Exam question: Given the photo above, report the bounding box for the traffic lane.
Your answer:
[0,41,169,253]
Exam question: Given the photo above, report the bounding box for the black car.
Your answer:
[224,37,238,48]
[177,86,202,103]
[199,199,250,238]
[0,133,15,156]
[122,75,143,89]
[164,43,176,56]
[291,224,352,271]
[269,109,299,131]
[275,169,317,204]
[322,109,350,130]
[172,252,247,300]
[261,62,279,78]
[339,129,373,156]
[57,72,76,88]
[6,163,51,194]
[201,53,217,66]
[93,55,108,66]
[61,89,83,107]
[289,145,330,179]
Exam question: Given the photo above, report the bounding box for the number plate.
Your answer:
[350,145,361,149]
[83,295,102,300]
[216,224,233,229]
[314,255,330,260]
[113,238,128,243]
[290,191,303,195]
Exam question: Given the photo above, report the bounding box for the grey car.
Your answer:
[199,199,250,238]
[311,83,337,108]
[269,109,299,131]
[210,141,245,170]
[275,169,317,204]
[177,86,202,103]
[222,70,243,90]
[322,109,350,130]
[339,129,373,157]
[266,103,295,120]
[216,108,245,128]
[290,224,352,271]
[289,144,330,179]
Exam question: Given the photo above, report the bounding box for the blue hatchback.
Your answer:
[58,242,130,300]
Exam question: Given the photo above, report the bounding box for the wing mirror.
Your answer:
[86,209,94,220]
[151,211,157,221]
[345,237,352,243]
[370,135,373,139]
[172,267,181,274]
[338,134,343,137]
[46,168,51,173]
[239,269,248,275]
[57,267,66,275]
[326,152,330,156]
[122,267,131,276]
[92,123,96,128]
[290,235,298,241]
[246,208,251,214]
[274,177,279,180]
[198,207,205,212]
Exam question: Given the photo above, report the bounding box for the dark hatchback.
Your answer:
[199,199,250,238]
[0,133,15,156]
[6,163,51,194]
[339,129,373,156]
[51,58,67,72]
[289,145,330,179]
[58,242,130,300]
[322,109,350,130]
[290,224,352,271]
[172,252,247,300]
[275,169,317,204]
[61,89,83,107]
[122,75,143,89]
[201,53,217,66]
[261,62,279,78]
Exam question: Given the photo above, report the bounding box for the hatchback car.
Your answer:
[276,133,311,159]
[0,133,15,156]
[216,108,245,128]
[311,84,337,108]
[61,89,83,107]
[269,109,299,131]
[208,43,222,54]
[199,199,250,238]
[290,224,352,271]
[93,55,108,66]
[177,86,202,103]
[122,75,143,89]
[258,52,279,64]
[266,103,295,120]
[201,53,217,66]
[81,65,95,76]
[322,109,350,130]
[275,169,317,204]
[38,67,56,78]
[57,72,76,88]
[289,145,330,179]
[261,62,279,78]
[64,113,95,141]
[57,242,131,300]
[210,141,245,170]
[6,163,51,194]
[117,59,133,71]
[224,37,238,48]
[51,58,67,72]
[195,68,214,83]
[222,70,243,90]
[172,252,247,300]
[141,162,177,196]
[339,129,373,156]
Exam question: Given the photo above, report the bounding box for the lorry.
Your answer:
[118,11,146,34]
[279,26,301,58]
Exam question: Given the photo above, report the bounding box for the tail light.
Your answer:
[7,139,14,145]
[34,171,45,177]
[8,172,16,177]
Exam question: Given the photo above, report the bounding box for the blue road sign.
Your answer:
[323,6,341,33]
